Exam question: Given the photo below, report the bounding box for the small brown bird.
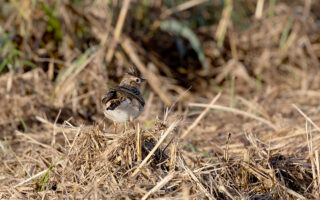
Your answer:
[102,67,146,132]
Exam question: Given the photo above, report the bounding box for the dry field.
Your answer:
[1,0,320,199]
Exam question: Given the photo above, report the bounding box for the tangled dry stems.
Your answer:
[1,99,320,199]
[1,1,320,199]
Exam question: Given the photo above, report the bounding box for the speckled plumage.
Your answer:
[102,69,146,123]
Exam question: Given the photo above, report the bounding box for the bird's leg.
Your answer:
[123,121,127,133]
[129,116,135,130]
[130,119,135,130]
[113,122,117,134]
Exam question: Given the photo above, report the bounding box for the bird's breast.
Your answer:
[104,99,144,122]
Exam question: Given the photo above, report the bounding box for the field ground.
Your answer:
[1,0,320,199]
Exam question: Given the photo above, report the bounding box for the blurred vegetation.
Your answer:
[0,0,319,91]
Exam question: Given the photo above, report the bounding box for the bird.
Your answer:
[101,67,146,133]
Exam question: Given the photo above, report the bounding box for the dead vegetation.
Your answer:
[1,0,320,199]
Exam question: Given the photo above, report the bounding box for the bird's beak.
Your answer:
[141,78,146,82]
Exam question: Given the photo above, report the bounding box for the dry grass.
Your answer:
[1,0,320,199]
[1,66,320,199]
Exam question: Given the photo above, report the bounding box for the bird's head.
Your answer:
[120,67,146,88]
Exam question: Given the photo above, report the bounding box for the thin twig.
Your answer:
[131,121,178,177]
[106,0,131,63]
[136,123,142,162]
[15,131,57,151]
[181,92,221,139]
[141,172,176,200]
[189,103,277,130]
[179,156,216,200]
[14,159,65,188]
[279,184,307,200]
[161,0,209,18]
[293,104,320,131]
[51,109,62,146]
[255,0,265,19]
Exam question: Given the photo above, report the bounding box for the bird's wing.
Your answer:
[102,89,127,111]
[115,86,145,106]
[101,89,117,104]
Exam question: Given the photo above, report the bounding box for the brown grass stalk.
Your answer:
[161,0,209,18]
[179,156,216,200]
[181,92,221,139]
[131,121,178,177]
[189,103,277,130]
[106,0,131,63]
[141,171,176,200]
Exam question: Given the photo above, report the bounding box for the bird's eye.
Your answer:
[136,78,140,82]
